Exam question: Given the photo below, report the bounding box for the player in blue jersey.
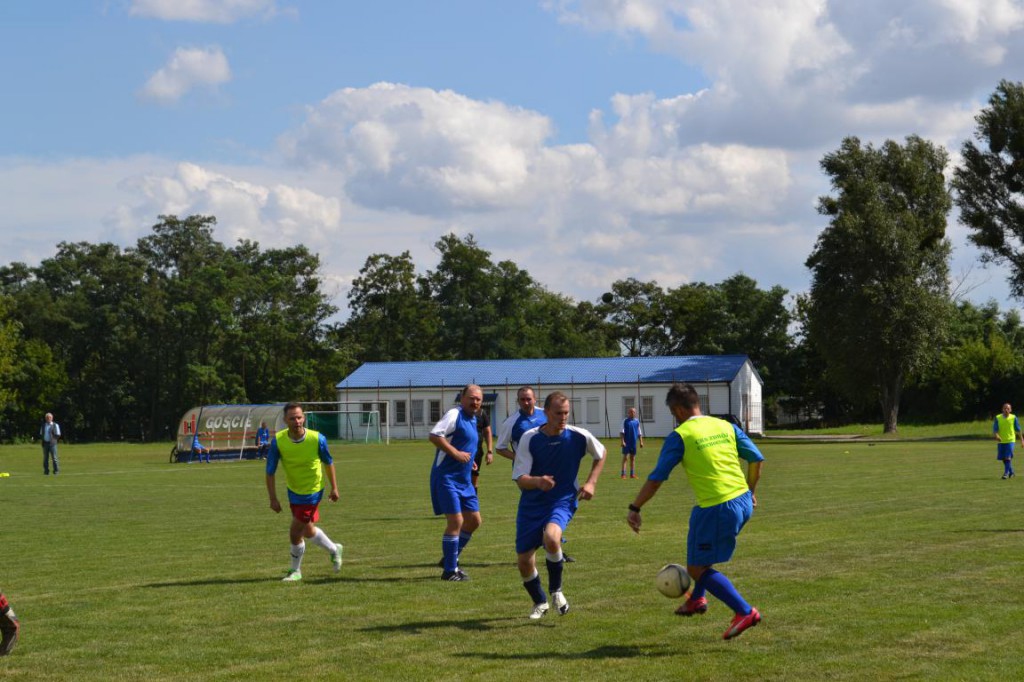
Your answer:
[191,432,211,463]
[255,421,271,460]
[513,391,606,619]
[619,407,645,478]
[0,591,18,656]
[627,383,764,640]
[993,402,1022,479]
[429,385,483,581]
[496,387,576,562]
[265,403,343,582]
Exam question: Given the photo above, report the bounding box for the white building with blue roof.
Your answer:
[336,355,763,440]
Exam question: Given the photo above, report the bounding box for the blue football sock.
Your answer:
[524,574,547,605]
[442,535,459,572]
[546,555,564,594]
[697,568,751,615]
[458,531,472,554]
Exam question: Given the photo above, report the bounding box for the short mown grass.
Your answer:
[0,435,1021,680]
[767,420,994,440]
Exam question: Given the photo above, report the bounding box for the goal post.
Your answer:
[302,401,389,444]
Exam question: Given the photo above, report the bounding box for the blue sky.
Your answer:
[3,1,1024,312]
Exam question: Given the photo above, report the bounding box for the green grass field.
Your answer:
[1,436,1022,681]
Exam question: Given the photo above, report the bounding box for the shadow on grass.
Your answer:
[144,577,280,588]
[456,644,677,660]
[951,528,1024,533]
[360,616,523,634]
[383,561,514,570]
[305,575,438,584]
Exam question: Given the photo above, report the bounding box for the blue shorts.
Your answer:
[430,475,479,516]
[621,447,637,456]
[516,499,575,554]
[687,491,753,566]
[997,442,1015,460]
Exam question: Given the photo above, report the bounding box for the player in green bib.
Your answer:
[993,402,1022,479]
[627,383,764,640]
[265,402,343,581]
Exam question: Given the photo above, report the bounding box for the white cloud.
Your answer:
[128,0,284,23]
[139,47,232,104]
[280,82,554,213]
[116,162,341,245]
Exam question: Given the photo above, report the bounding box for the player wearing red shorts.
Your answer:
[265,402,343,581]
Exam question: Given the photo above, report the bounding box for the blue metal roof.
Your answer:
[337,355,755,389]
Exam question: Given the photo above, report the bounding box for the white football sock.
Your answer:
[290,541,306,572]
[310,527,338,554]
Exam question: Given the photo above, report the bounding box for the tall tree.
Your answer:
[346,251,438,362]
[805,136,952,433]
[425,234,499,359]
[599,278,668,356]
[953,80,1024,297]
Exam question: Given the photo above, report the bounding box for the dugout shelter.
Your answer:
[173,404,286,463]
[336,355,764,441]
[172,401,387,462]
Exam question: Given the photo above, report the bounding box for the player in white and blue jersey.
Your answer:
[497,387,576,562]
[512,391,606,619]
[496,386,547,462]
[619,407,645,478]
[429,385,483,581]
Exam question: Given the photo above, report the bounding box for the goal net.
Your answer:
[303,401,389,444]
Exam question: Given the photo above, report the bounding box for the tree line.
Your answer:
[3,80,1024,440]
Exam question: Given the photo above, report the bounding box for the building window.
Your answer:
[394,400,407,425]
[623,396,635,418]
[640,396,654,422]
[429,400,442,423]
[570,398,582,424]
[411,400,424,424]
[586,398,600,424]
[699,393,709,414]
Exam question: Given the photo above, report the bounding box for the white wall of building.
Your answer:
[337,378,763,441]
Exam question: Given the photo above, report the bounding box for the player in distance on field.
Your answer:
[513,391,605,619]
[993,402,1022,479]
[620,407,644,478]
[627,383,764,640]
[265,402,343,582]
[429,385,484,581]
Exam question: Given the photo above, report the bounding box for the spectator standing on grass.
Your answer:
[627,382,764,641]
[429,385,483,581]
[0,591,18,656]
[513,391,605,619]
[620,407,644,479]
[40,412,61,476]
[993,402,1022,479]
[265,402,343,582]
[497,386,575,562]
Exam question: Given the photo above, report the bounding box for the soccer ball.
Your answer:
[655,563,691,598]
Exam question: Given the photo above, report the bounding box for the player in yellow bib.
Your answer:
[993,402,1022,479]
[627,383,764,641]
[265,402,343,581]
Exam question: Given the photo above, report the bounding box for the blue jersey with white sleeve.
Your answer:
[513,425,605,510]
[496,409,547,453]
[430,407,479,487]
[621,417,642,449]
